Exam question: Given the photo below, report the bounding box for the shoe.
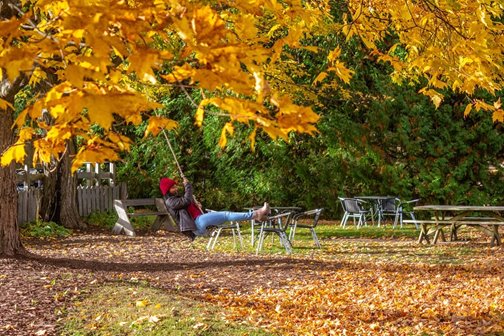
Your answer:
[181,231,196,242]
[253,202,270,221]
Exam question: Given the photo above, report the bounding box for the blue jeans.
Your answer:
[194,211,253,236]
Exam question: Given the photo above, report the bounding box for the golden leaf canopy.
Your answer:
[1,0,503,170]
[344,0,504,118]
[1,0,330,170]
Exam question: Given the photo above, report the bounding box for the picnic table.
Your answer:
[406,205,504,246]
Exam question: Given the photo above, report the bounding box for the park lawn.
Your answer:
[202,221,490,265]
[60,282,274,336]
[9,221,504,336]
[199,223,504,335]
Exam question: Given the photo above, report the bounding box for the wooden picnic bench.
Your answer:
[407,205,504,246]
[112,198,178,236]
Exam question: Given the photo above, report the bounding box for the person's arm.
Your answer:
[182,177,193,201]
[165,178,193,210]
[184,177,204,211]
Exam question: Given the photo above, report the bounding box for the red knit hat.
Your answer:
[159,177,176,196]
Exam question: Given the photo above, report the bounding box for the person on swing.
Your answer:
[160,176,270,240]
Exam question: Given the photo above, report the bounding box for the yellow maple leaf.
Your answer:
[419,88,444,108]
[492,109,504,123]
[0,18,21,37]
[0,98,14,111]
[313,72,328,85]
[108,132,132,151]
[18,128,34,142]
[328,47,342,63]
[493,98,501,109]
[463,103,472,117]
[195,98,216,127]
[473,99,495,112]
[65,64,85,88]
[29,67,47,86]
[253,71,268,103]
[249,127,257,152]
[1,143,26,166]
[46,126,72,142]
[33,139,55,163]
[327,62,354,84]
[125,114,143,125]
[136,299,150,308]
[14,109,29,128]
[87,107,115,130]
[144,116,178,137]
[218,122,234,148]
[459,56,473,70]
[234,14,258,40]
[267,24,282,38]
[192,69,223,91]
[50,104,66,118]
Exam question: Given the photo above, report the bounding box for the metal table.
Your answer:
[355,196,397,226]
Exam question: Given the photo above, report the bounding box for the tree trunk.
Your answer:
[39,140,86,229]
[0,0,16,19]
[0,107,24,256]
[58,139,86,229]
[0,0,24,258]
[39,164,58,222]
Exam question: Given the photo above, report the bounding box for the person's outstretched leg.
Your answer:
[193,203,270,236]
[194,211,253,236]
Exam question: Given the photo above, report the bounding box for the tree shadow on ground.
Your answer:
[16,252,343,274]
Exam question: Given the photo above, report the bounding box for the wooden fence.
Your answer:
[77,183,127,217]
[17,183,128,224]
[17,188,41,224]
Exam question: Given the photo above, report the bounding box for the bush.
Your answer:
[21,221,72,238]
[86,211,118,230]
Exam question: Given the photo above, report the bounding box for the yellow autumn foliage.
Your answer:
[345,0,504,108]
[0,0,329,170]
[1,0,503,170]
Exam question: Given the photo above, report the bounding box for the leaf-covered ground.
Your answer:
[1,227,503,335]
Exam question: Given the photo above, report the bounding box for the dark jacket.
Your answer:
[164,182,198,232]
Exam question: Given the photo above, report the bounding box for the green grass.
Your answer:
[60,282,275,336]
[308,222,419,239]
[190,221,420,255]
[192,221,494,265]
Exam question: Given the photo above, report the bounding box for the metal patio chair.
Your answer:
[377,197,400,226]
[339,197,370,228]
[206,221,243,251]
[378,198,420,228]
[256,212,294,255]
[288,208,324,248]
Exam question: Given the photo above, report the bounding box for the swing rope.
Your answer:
[161,129,185,179]
[160,129,204,214]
